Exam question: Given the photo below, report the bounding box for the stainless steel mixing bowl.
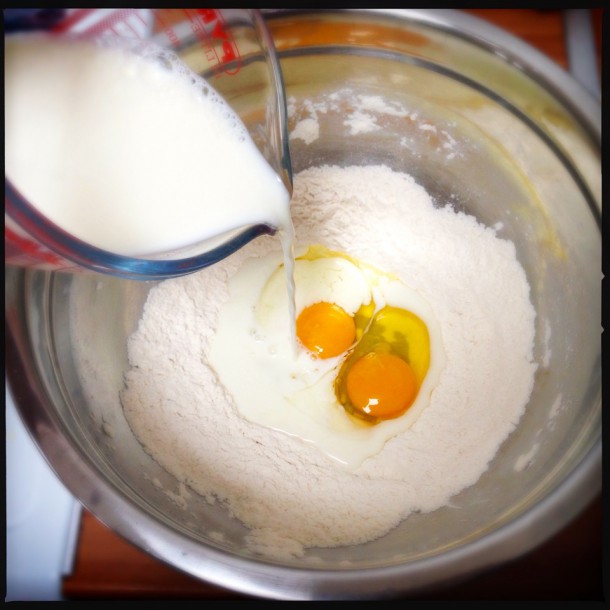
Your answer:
[5,9,601,600]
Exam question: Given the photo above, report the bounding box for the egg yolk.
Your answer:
[345,351,417,420]
[296,302,356,359]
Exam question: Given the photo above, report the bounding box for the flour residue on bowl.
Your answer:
[513,442,540,472]
[119,165,537,559]
[288,89,462,160]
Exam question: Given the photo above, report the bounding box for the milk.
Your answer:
[4,35,292,258]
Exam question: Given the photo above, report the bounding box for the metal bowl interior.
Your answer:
[5,9,601,600]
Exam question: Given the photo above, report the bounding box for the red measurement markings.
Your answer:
[116,12,148,39]
[185,8,241,76]
[51,8,150,40]
[49,9,241,75]
[152,10,180,50]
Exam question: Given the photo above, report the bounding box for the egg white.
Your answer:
[208,249,446,470]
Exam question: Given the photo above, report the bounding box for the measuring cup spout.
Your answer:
[4,8,292,278]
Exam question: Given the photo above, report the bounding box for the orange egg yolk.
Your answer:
[296,302,356,359]
[345,351,417,420]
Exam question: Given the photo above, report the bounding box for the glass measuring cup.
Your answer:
[4,8,292,279]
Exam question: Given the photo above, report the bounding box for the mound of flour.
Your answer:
[121,165,536,559]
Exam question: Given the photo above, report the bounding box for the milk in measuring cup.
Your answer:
[4,36,291,257]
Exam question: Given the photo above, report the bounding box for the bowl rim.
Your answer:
[5,8,602,600]
[264,8,601,154]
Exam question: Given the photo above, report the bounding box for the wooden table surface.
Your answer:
[62,9,603,601]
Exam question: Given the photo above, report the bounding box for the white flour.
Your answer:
[121,165,536,559]
[288,89,460,161]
